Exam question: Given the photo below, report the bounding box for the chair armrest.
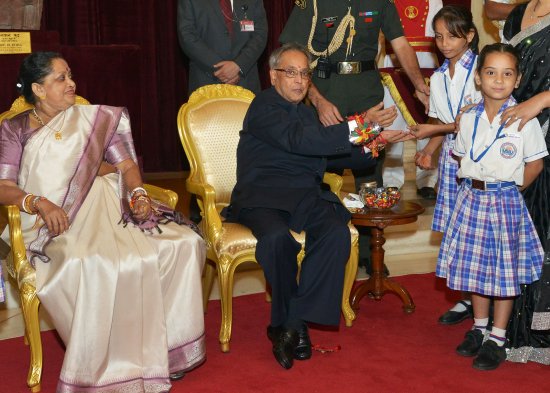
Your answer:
[186,179,223,244]
[143,183,178,210]
[0,204,28,277]
[323,172,343,198]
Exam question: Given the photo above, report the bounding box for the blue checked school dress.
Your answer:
[431,135,459,232]
[436,180,543,297]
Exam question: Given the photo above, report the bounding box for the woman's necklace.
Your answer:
[31,108,66,140]
[531,0,550,19]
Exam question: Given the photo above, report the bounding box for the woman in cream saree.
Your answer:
[0,53,206,392]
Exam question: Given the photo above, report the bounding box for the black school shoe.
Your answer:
[438,300,473,325]
[473,340,507,370]
[456,329,484,357]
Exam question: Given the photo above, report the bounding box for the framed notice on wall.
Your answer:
[0,32,31,54]
[0,0,43,30]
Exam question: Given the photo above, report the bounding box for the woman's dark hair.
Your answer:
[17,51,63,104]
[476,42,520,73]
[432,5,479,54]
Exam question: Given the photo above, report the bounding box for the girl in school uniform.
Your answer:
[409,5,482,323]
[438,42,548,371]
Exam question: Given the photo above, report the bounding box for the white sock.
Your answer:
[473,318,489,335]
[489,327,507,347]
[450,300,471,313]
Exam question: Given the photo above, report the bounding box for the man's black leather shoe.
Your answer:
[271,327,298,369]
[169,370,186,381]
[472,340,506,370]
[456,329,484,357]
[417,187,437,200]
[294,324,312,360]
[438,300,473,325]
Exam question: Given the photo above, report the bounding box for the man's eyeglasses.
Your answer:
[274,68,312,80]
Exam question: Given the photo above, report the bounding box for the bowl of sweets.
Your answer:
[358,184,401,210]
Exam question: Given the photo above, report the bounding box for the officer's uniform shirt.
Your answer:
[453,98,548,186]
[280,0,404,115]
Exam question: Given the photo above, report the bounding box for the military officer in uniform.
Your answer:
[280,0,430,270]
[280,0,429,187]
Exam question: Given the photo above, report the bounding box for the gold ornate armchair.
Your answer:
[177,84,359,353]
[0,97,178,392]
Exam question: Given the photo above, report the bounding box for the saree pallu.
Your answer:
[504,7,550,365]
[16,105,206,392]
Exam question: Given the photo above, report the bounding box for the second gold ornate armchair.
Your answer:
[177,84,359,353]
[0,96,178,392]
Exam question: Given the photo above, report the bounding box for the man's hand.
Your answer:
[315,95,344,126]
[362,102,397,128]
[415,84,430,113]
[213,61,241,84]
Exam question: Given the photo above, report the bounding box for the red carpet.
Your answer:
[0,273,547,393]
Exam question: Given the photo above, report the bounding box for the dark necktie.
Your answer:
[219,0,234,36]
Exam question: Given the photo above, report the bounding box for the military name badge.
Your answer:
[240,19,254,32]
[295,0,307,10]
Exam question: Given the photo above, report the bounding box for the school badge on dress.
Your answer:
[500,142,517,159]
[295,0,307,9]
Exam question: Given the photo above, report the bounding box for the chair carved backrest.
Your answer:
[178,84,255,211]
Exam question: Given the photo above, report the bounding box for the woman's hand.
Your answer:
[131,195,152,221]
[36,199,69,236]
[501,97,544,130]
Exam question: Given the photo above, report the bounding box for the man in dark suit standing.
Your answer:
[177,0,268,94]
[224,42,406,369]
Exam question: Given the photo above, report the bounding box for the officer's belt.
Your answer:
[330,60,376,75]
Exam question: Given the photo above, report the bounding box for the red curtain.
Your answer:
[0,0,468,172]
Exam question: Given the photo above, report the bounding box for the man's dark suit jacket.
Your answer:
[177,0,268,94]
[225,87,353,232]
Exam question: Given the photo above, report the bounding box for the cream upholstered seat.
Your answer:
[0,96,178,392]
[177,84,359,353]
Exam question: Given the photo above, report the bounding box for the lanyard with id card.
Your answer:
[239,5,254,32]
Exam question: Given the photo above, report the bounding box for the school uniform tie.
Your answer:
[220,0,234,37]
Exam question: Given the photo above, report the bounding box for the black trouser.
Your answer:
[239,199,351,327]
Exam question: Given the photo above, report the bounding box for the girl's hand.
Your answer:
[415,150,436,170]
[381,129,415,143]
[454,103,476,132]
[501,98,542,130]
[408,123,436,140]
[36,199,69,236]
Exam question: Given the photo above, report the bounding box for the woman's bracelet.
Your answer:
[129,186,147,201]
[21,193,34,214]
[31,196,46,214]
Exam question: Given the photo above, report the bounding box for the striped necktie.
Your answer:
[219,0,234,36]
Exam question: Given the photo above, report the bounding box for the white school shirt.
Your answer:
[453,104,548,186]
[428,50,482,124]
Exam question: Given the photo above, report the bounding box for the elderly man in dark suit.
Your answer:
[177,0,268,94]
[224,42,407,369]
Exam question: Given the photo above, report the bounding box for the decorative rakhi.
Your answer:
[347,114,387,157]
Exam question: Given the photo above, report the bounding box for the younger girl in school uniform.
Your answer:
[438,42,548,371]
[409,5,482,323]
